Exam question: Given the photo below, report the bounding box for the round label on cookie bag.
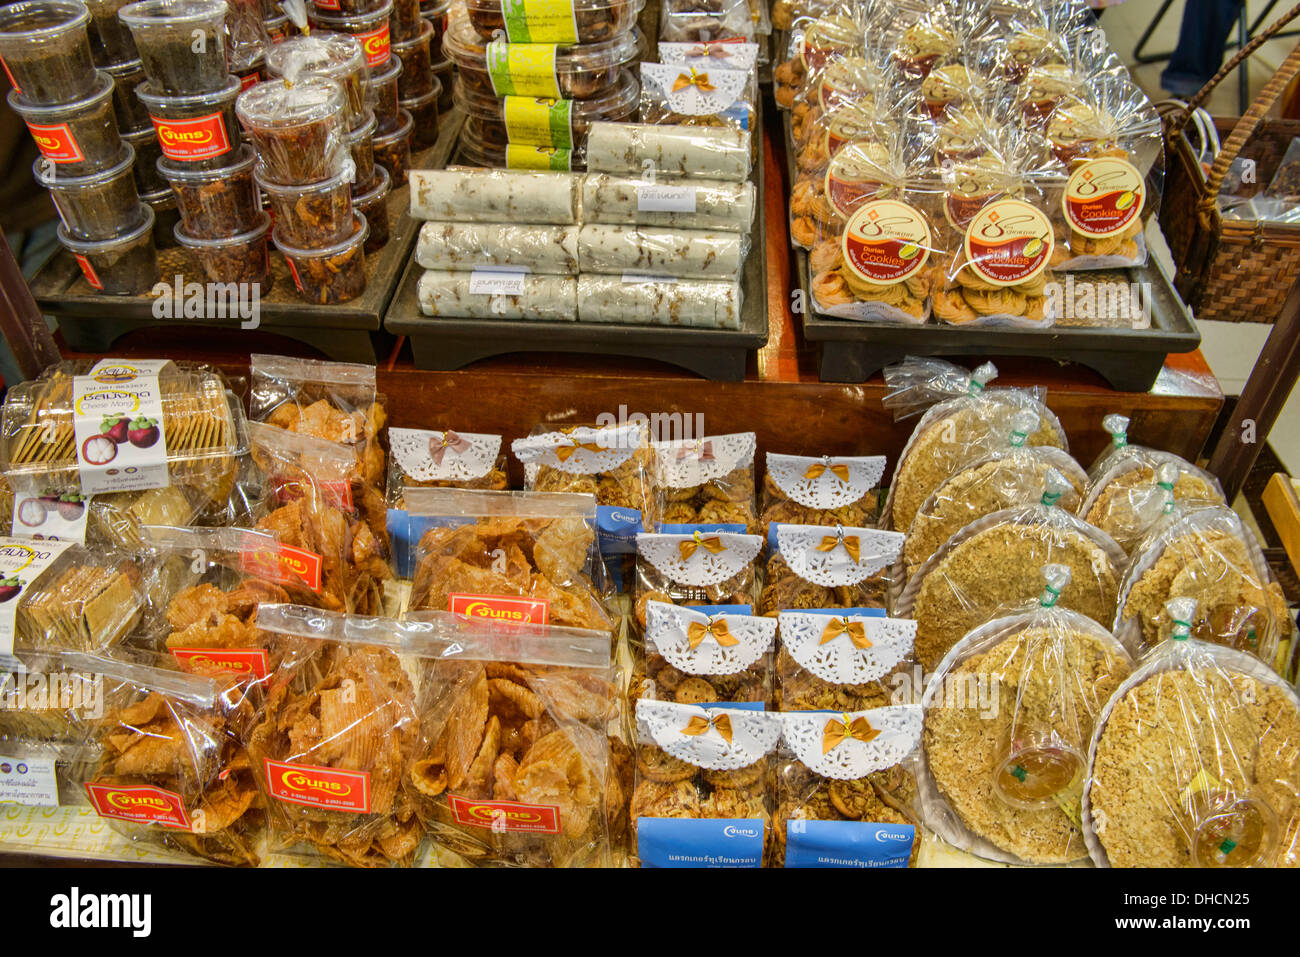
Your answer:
[963,199,1054,287]
[1064,157,1144,238]
[842,200,931,286]
[824,144,892,220]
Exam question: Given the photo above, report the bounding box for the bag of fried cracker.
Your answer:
[634,529,763,635]
[404,611,620,867]
[1083,599,1300,867]
[0,359,248,520]
[762,523,903,616]
[247,421,394,615]
[246,604,424,867]
[759,452,885,540]
[895,482,1126,671]
[385,427,509,577]
[1114,505,1291,669]
[773,10,865,110]
[405,488,615,634]
[773,705,923,867]
[919,565,1133,865]
[249,354,388,492]
[880,357,1068,533]
[636,600,777,706]
[630,698,781,866]
[653,431,757,529]
[902,414,1088,580]
[80,654,265,866]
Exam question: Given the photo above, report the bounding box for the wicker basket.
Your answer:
[1160,6,1300,324]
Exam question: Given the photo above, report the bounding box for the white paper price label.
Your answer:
[636,183,697,213]
[469,271,528,295]
[0,755,58,807]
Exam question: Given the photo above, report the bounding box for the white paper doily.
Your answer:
[636,699,783,769]
[766,453,886,508]
[653,432,756,489]
[389,427,502,482]
[781,706,922,780]
[637,531,763,586]
[646,601,777,674]
[778,612,916,684]
[512,423,645,476]
[777,524,904,586]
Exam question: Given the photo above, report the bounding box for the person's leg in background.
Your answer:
[1162,0,1246,97]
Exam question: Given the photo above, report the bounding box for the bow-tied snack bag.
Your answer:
[633,529,764,632]
[639,61,757,155]
[919,565,1133,865]
[631,699,782,866]
[761,522,903,617]
[759,452,886,542]
[775,610,916,713]
[774,704,924,867]
[652,431,756,530]
[635,600,777,706]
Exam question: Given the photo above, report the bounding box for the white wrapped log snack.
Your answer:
[577,276,742,329]
[409,168,581,224]
[417,270,578,321]
[585,122,751,181]
[415,222,580,274]
[580,174,756,231]
[577,224,746,279]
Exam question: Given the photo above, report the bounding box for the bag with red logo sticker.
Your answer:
[246,604,424,867]
[247,421,394,616]
[79,655,266,866]
[404,612,622,867]
[405,487,614,634]
[632,529,763,635]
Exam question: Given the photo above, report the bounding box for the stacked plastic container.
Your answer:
[0,0,159,294]
[236,71,370,303]
[419,0,451,117]
[120,0,272,293]
[447,0,644,170]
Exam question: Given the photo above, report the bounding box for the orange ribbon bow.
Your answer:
[819,617,872,649]
[675,440,715,462]
[682,712,734,743]
[554,440,605,462]
[672,68,717,92]
[679,532,726,560]
[429,430,471,466]
[686,618,739,649]
[822,714,881,754]
[685,43,732,59]
[816,533,861,563]
[804,461,851,482]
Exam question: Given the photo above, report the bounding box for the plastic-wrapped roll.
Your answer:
[580,173,756,230]
[415,222,580,274]
[408,169,581,224]
[577,276,742,328]
[417,270,578,320]
[585,122,751,181]
[577,224,746,279]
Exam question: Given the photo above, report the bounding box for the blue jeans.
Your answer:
[1161,0,1245,97]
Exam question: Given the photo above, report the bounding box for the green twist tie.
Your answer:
[1219,838,1238,856]
[1171,617,1192,641]
[1040,583,1062,608]
[1041,489,1062,508]
[1010,765,1027,783]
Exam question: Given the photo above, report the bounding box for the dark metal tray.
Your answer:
[27,110,464,364]
[384,113,769,382]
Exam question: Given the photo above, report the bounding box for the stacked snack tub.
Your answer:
[1,0,159,293]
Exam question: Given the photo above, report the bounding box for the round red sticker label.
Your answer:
[1064,157,1144,238]
[963,199,1054,286]
[842,199,931,286]
[824,142,892,220]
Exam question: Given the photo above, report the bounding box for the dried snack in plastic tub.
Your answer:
[880,358,1067,533]
[1082,454,1224,556]
[759,452,885,540]
[247,421,393,616]
[775,609,914,714]
[464,0,644,44]
[639,61,756,150]
[633,529,763,633]
[773,705,923,867]
[404,612,618,867]
[919,565,1133,865]
[250,355,387,490]
[405,488,614,634]
[651,432,756,529]
[1,359,247,515]
[903,437,1088,580]
[387,428,508,504]
[896,497,1126,671]
[1084,611,1300,867]
[1115,506,1289,664]
[636,600,775,705]
[235,76,352,186]
[630,699,780,866]
[82,656,264,866]
[246,605,422,867]
[761,523,903,618]
[513,421,656,554]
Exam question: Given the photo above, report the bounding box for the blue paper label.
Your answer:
[784,821,915,868]
[800,607,887,618]
[657,523,748,535]
[697,700,765,711]
[387,510,474,578]
[638,817,766,867]
[597,505,643,555]
[691,603,753,615]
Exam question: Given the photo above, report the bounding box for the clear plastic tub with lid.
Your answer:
[352,163,389,253]
[392,15,434,99]
[265,32,370,132]
[234,75,351,184]
[123,126,167,193]
[159,142,260,240]
[0,0,96,105]
[8,70,120,177]
[104,59,152,134]
[275,210,369,303]
[85,0,140,65]
[35,145,146,242]
[463,0,643,44]
[137,73,244,170]
[118,0,231,95]
[307,0,393,68]
[56,204,159,295]
[459,118,584,170]
[398,78,439,150]
[175,209,274,292]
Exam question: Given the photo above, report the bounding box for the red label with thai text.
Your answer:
[449,593,549,625]
[448,794,561,833]
[357,24,391,67]
[153,112,232,161]
[26,122,84,163]
[74,254,103,289]
[86,783,190,830]
[264,759,371,813]
[172,647,270,680]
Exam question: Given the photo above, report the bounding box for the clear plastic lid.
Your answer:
[443,13,642,75]
[462,0,644,43]
[265,31,366,82]
[453,66,638,122]
[118,0,228,28]
[235,74,344,130]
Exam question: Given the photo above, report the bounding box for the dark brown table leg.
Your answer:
[0,231,60,380]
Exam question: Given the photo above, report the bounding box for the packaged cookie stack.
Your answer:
[1,0,158,294]
[447,0,642,169]
[237,70,369,302]
[387,0,440,152]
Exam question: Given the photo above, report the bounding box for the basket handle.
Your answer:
[1199,39,1300,208]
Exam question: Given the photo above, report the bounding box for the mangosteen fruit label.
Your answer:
[72,361,171,495]
[0,537,75,662]
[10,487,89,544]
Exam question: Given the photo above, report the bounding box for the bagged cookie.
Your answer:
[1084,603,1300,867]
[653,431,757,529]
[405,611,619,868]
[634,529,764,633]
[631,698,781,866]
[760,452,885,540]
[640,61,757,147]
[637,601,777,706]
[761,523,903,616]
[774,705,923,867]
[775,610,915,712]
[773,11,863,110]
[661,0,757,44]
[920,565,1133,865]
